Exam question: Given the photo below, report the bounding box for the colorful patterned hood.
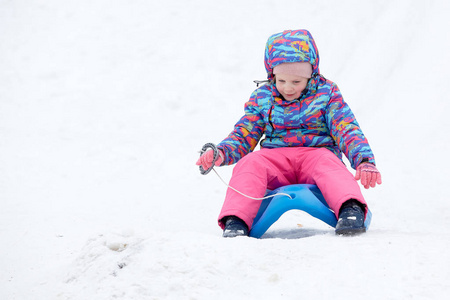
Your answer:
[264,29,320,80]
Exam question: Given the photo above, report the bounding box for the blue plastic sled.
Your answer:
[249,184,372,238]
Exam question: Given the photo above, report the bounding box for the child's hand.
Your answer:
[355,162,382,189]
[196,149,224,171]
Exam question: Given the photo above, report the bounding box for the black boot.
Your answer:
[335,199,366,236]
[222,216,249,238]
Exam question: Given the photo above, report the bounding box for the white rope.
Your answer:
[212,168,293,200]
[199,143,292,200]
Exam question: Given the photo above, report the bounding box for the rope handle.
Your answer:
[198,143,292,200]
[198,143,220,175]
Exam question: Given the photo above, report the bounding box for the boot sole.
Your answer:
[223,229,248,238]
[335,227,366,236]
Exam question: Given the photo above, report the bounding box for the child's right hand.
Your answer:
[196,149,224,170]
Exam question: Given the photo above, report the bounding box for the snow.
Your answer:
[1,0,449,299]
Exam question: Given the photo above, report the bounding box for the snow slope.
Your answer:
[1,0,449,299]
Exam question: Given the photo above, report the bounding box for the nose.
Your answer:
[284,83,294,92]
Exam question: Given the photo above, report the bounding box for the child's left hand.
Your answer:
[355,162,382,189]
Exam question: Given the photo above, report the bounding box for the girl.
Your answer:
[197,29,381,237]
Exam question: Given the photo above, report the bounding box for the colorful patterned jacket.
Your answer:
[217,29,375,169]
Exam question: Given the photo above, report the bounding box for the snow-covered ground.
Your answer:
[1,0,450,299]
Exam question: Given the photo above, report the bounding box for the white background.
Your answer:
[1,0,449,299]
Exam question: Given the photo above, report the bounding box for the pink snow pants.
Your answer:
[218,147,367,230]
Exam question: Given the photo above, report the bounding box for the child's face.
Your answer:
[275,74,309,101]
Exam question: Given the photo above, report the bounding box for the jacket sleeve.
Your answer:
[325,84,376,169]
[217,90,266,165]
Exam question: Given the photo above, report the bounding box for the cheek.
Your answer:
[296,85,306,93]
[276,83,286,92]
[300,82,308,92]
